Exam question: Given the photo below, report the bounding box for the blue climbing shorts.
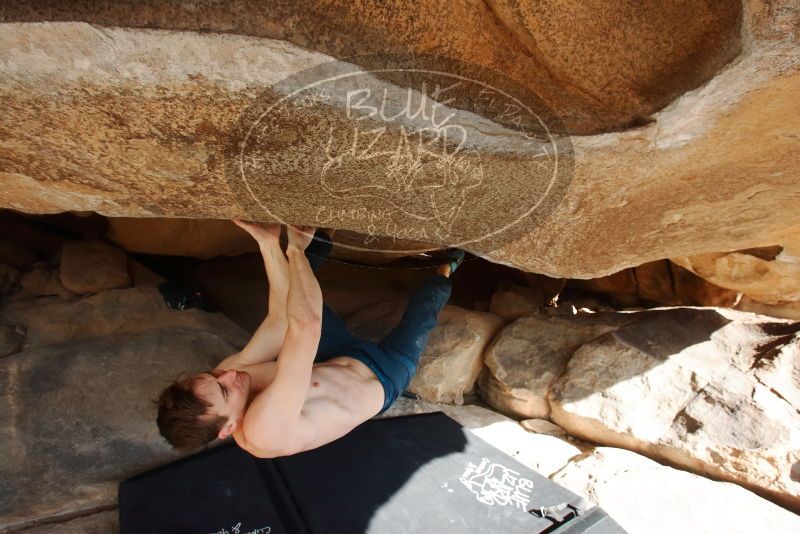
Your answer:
[314,276,452,413]
[304,230,452,412]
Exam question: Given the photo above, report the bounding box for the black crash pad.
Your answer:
[119,412,627,534]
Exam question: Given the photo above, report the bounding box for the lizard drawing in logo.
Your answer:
[319,100,484,238]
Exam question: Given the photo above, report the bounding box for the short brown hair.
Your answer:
[155,373,227,452]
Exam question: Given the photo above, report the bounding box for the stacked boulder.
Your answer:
[479,300,800,512]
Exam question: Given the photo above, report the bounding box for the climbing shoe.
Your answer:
[444,248,466,274]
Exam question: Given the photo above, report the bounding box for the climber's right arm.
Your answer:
[217,220,290,368]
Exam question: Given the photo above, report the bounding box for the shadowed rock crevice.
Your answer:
[737,245,784,261]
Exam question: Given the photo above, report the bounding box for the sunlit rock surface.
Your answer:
[0,3,796,280]
[548,308,800,511]
[552,447,800,534]
[479,313,631,419]
[0,0,742,134]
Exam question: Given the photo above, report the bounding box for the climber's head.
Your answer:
[155,368,251,451]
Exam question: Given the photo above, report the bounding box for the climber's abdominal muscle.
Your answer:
[230,356,385,456]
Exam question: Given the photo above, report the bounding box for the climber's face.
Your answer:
[192,368,251,439]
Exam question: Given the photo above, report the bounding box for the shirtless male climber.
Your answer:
[156,220,464,458]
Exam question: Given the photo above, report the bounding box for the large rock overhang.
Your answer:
[0,0,744,134]
[0,2,798,279]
